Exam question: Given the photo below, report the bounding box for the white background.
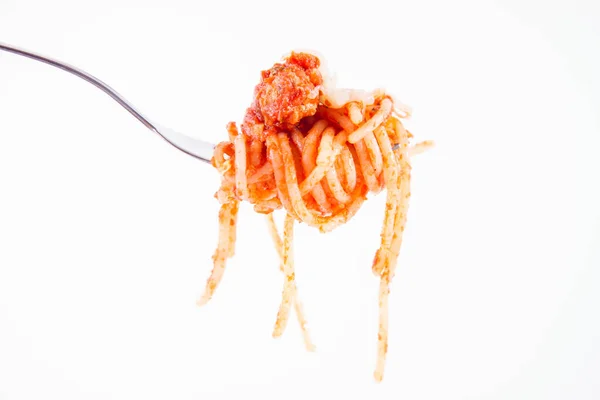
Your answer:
[1,0,599,399]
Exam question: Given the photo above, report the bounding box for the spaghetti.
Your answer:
[198,52,432,382]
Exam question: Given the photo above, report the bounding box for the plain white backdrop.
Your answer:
[0,0,598,399]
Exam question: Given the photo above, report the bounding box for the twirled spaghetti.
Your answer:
[197,52,432,382]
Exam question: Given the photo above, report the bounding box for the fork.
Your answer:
[0,41,215,164]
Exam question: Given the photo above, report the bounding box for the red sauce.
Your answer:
[241,52,323,141]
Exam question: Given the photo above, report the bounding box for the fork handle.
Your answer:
[0,41,214,163]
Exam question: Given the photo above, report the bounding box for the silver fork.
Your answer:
[0,41,215,164]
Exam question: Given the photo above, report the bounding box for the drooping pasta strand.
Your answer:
[266,213,315,351]
[197,200,239,306]
[272,213,298,338]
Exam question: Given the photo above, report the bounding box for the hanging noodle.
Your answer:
[198,51,433,382]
